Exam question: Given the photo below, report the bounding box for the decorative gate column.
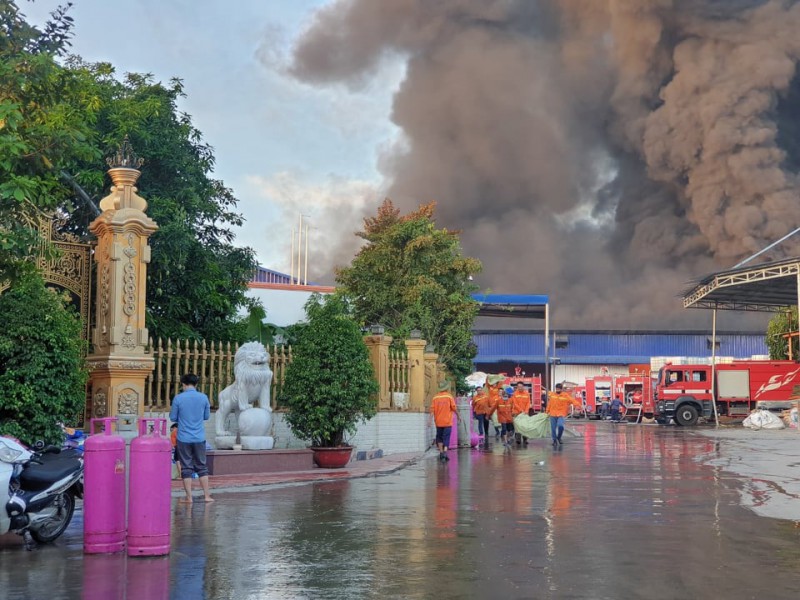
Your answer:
[86,138,158,422]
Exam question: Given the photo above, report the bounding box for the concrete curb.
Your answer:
[171,451,427,497]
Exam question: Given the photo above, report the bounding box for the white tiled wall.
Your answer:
[203,411,435,455]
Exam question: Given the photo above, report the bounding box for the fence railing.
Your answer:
[388,346,409,395]
[143,338,292,412]
[142,335,442,413]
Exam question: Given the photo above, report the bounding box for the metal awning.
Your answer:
[472,294,549,319]
[682,257,800,312]
[471,293,553,389]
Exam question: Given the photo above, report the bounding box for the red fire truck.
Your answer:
[583,374,654,421]
[585,376,613,416]
[654,360,800,426]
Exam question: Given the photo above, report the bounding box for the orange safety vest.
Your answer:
[431,392,457,427]
[473,391,490,415]
[546,392,580,417]
[511,390,530,416]
[496,397,513,424]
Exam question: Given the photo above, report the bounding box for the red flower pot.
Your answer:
[310,446,353,469]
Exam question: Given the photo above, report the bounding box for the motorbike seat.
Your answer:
[19,458,82,492]
[41,448,82,461]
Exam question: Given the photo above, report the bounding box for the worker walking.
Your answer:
[496,387,515,448]
[431,381,459,461]
[547,383,582,448]
[511,382,531,446]
[473,385,492,443]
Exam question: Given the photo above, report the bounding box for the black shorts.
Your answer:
[176,441,208,479]
[435,426,452,446]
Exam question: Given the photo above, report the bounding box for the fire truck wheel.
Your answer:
[674,404,699,427]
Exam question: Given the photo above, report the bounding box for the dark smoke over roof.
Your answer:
[284,0,800,328]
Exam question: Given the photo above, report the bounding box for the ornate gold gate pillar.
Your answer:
[86,138,158,422]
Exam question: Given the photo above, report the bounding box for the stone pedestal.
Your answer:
[364,334,393,409]
[215,407,274,450]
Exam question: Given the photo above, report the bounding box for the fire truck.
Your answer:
[654,360,800,426]
[584,376,613,416]
[582,374,655,421]
[501,367,544,412]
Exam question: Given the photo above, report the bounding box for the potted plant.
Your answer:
[281,294,379,468]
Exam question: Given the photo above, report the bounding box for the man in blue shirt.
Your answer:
[169,373,213,503]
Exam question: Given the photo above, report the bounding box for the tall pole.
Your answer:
[297,214,303,285]
[290,227,295,285]
[304,222,309,285]
[795,271,800,433]
[711,306,719,427]
[544,303,550,392]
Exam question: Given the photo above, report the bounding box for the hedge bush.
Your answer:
[0,275,87,445]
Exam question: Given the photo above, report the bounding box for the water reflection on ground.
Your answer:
[2,423,800,599]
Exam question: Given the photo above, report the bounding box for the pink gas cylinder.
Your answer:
[84,417,127,554]
[127,417,172,557]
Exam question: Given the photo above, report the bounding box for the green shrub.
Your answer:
[0,275,87,445]
[281,294,378,447]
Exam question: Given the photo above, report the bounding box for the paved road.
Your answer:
[2,423,799,599]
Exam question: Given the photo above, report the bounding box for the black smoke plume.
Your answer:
[284,0,800,328]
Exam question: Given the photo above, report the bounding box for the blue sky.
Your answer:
[24,0,401,273]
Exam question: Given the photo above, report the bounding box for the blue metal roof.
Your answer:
[473,330,769,364]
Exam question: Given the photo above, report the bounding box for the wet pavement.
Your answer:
[2,422,800,599]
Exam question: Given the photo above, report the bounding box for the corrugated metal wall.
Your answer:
[473,330,768,365]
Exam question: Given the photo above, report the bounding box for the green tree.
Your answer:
[61,61,257,341]
[0,274,87,444]
[0,1,100,283]
[281,294,378,447]
[766,307,798,360]
[0,2,257,341]
[336,199,481,392]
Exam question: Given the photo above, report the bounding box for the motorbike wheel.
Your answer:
[30,491,75,544]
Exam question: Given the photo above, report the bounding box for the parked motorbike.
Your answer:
[0,436,84,549]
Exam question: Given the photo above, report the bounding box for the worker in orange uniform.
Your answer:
[496,387,515,448]
[547,383,582,448]
[511,382,531,446]
[472,384,492,444]
[431,381,459,461]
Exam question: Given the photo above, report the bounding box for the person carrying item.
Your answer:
[547,383,582,448]
[511,382,531,446]
[496,387,515,447]
[431,381,459,461]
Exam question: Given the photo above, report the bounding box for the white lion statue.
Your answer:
[215,342,274,448]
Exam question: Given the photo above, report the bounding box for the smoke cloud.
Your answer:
[283,0,800,327]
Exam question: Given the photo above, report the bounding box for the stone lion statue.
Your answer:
[215,341,273,438]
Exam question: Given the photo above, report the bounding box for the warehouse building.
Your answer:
[472,329,769,383]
